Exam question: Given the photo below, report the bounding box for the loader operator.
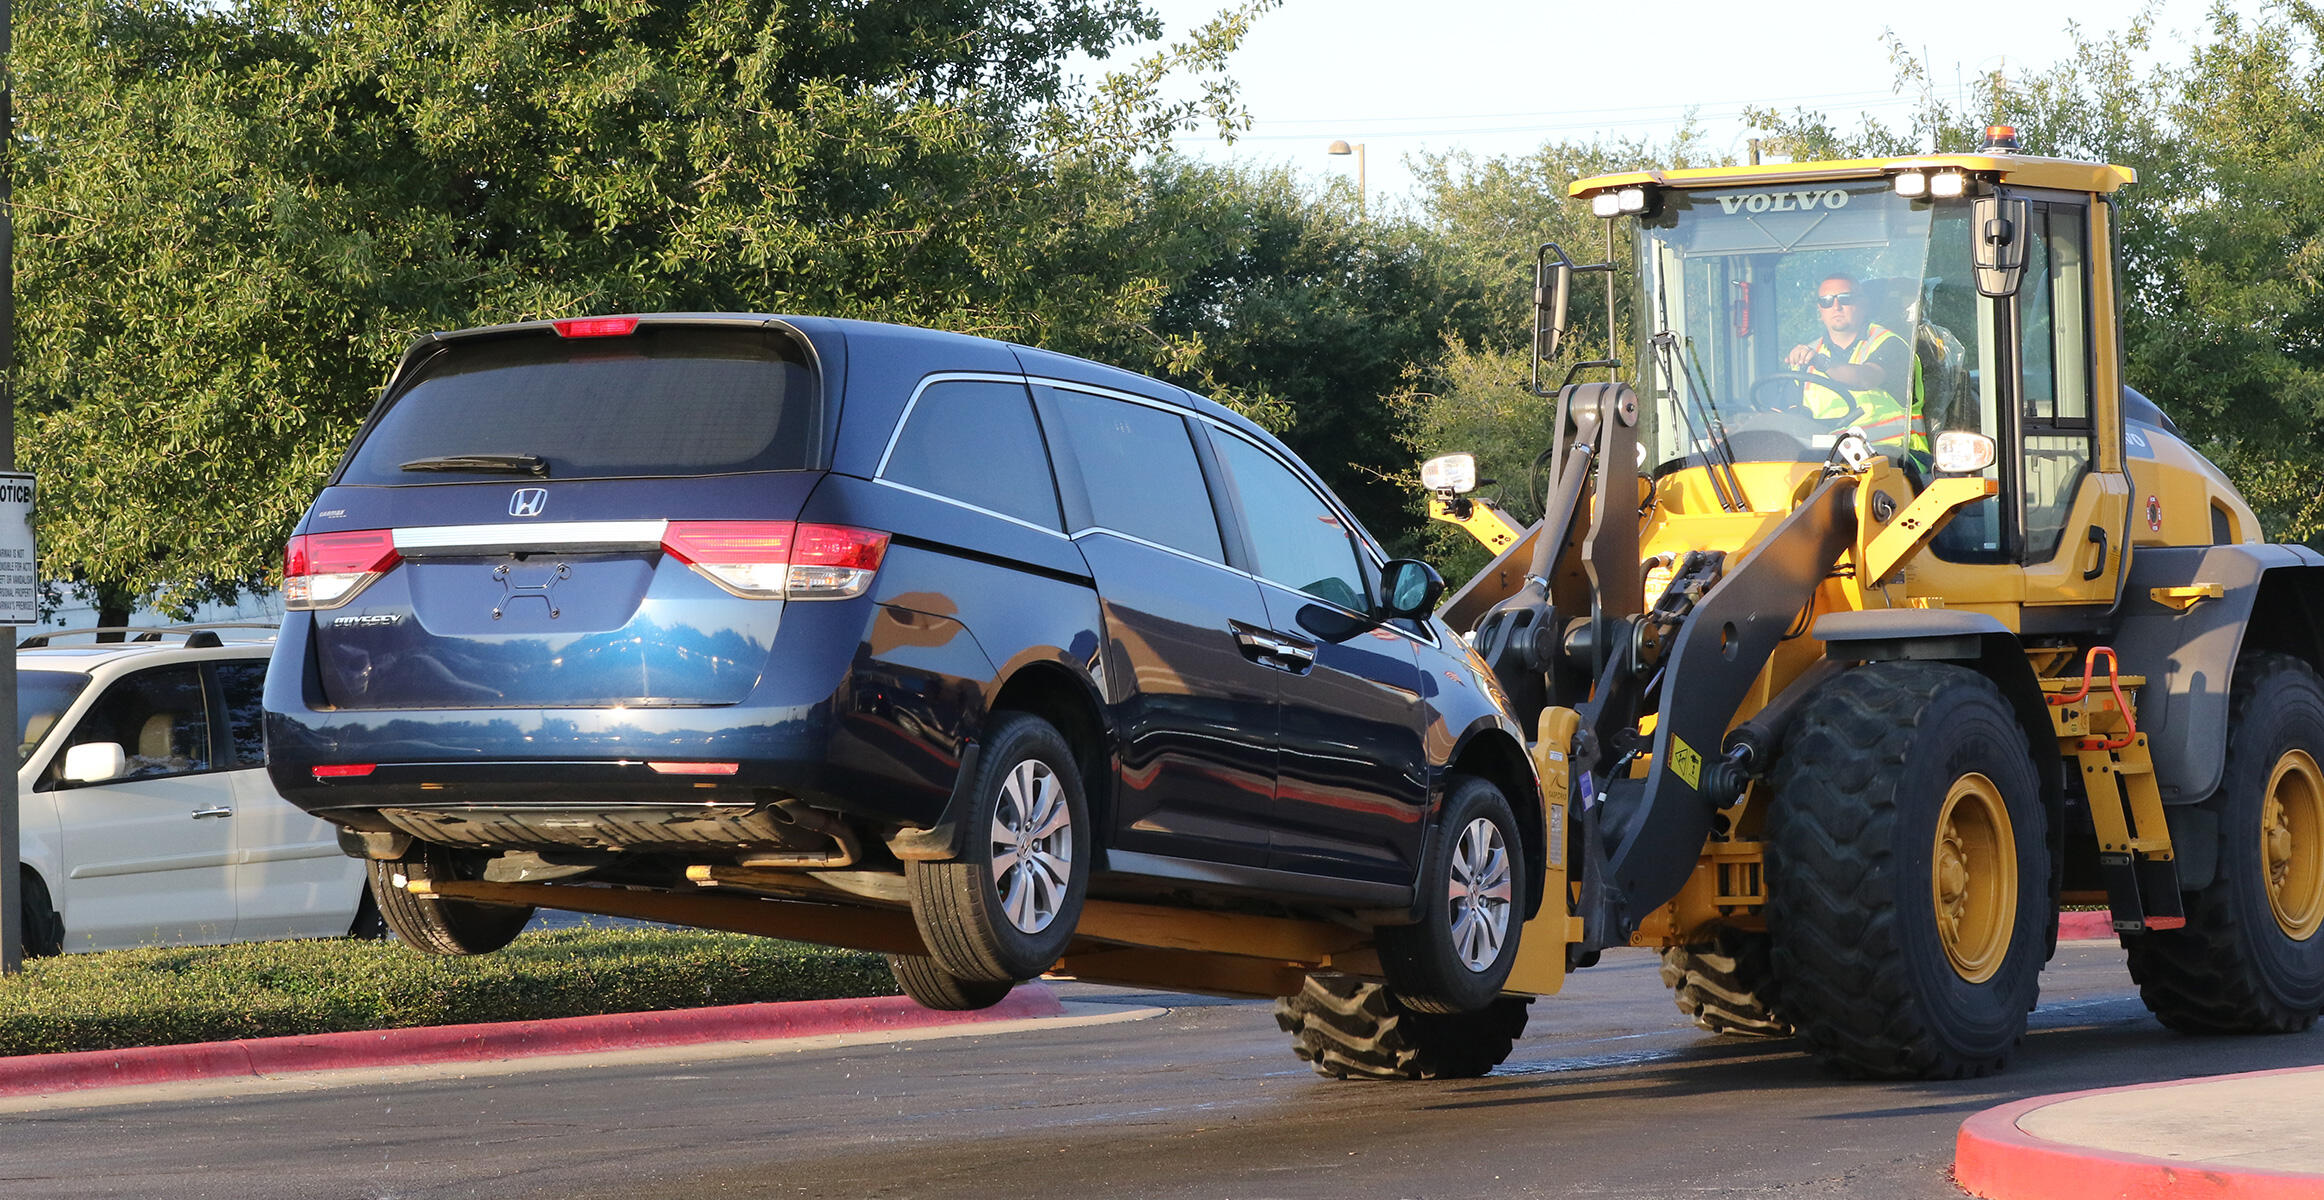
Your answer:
[1783,274,1926,459]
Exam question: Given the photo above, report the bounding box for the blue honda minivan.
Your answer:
[264,314,1540,1014]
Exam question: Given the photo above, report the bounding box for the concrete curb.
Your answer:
[0,984,1064,1099]
[1955,1067,2324,1200]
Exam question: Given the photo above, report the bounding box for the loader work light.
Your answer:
[1421,453,1479,495]
[1591,192,1623,218]
[1928,171,1969,198]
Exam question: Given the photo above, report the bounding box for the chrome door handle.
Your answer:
[190,806,234,819]
[1233,625,1317,673]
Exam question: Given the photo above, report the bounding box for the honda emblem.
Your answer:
[509,488,548,518]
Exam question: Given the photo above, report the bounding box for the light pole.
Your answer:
[1327,140,1365,215]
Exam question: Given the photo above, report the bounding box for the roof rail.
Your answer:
[18,621,281,650]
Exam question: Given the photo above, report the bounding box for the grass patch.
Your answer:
[0,926,899,1057]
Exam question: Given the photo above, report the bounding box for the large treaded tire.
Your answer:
[1272,972,1531,1081]
[906,712,1091,983]
[1766,661,2048,1080]
[369,844,534,956]
[1377,775,1526,1014]
[2125,654,2324,1034]
[887,953,1018,1012]
[1659,929,1792,1039]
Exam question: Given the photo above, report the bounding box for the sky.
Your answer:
[1123,0,2239,206]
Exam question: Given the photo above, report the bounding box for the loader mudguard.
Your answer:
[2111,543,2324,805]
[1810,608,2057,769]
[1589,475,1859,938]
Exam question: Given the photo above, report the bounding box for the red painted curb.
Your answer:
[0,984,1065,1099]
[2058,910,2116,941]
[1955,1066,2324,1200]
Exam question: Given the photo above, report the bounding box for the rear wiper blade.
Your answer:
[399,453,548,477]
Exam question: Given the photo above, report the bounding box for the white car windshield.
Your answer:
[18,670,91,758]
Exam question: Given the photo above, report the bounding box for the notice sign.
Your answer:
[0,474,33,625]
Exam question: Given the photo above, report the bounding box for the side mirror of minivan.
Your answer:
[1295,560,1445,644]
[1380,559,1445,620]
[62,741,128,784]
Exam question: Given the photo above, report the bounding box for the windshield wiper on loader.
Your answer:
[1647,331,1748,513]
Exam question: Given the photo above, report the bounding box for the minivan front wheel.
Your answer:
[906,712,1091,982]
[1378,775,1526,1014]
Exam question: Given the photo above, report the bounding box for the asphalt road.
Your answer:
[7,940,2324,1200]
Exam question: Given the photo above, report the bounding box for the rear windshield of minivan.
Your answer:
[338,326,820,484]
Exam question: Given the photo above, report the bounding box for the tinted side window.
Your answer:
[60,666,211,784]
[213,661,268,769]
[1043,388,1225,562]
[1213,433,1370,612]
[883,380,1062,529]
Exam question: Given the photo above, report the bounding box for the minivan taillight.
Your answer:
[661,521,889,600]
[284,529,401,611]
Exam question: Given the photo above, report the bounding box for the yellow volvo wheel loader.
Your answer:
[1280,127,2324,1081]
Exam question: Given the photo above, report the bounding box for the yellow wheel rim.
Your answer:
[1933,773,2017,984]
[2263,749,2324,940]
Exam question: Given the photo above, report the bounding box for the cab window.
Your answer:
[2019,202,2094,563]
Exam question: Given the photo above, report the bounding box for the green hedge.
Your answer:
[0,926,899,1057]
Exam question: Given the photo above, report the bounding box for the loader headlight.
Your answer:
[1421,453,1478,495]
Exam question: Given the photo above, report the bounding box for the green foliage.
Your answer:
[1095,160,1481,552]
[16,0,1270,605]
[1393,131,1729,572]
[0,927,897,1056]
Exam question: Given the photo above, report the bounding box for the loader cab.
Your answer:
[1571,143,2137,621]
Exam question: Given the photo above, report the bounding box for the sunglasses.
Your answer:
[1816,292,1858,309]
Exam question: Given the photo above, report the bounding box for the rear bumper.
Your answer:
[264,599,996,834]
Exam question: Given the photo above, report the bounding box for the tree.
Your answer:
[1084,160,1481,552]
[15,0,1271,606]
[1394,132,1729,574]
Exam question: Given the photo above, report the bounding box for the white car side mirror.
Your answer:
[62,741,128,784]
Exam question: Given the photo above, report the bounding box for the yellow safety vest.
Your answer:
[1804,323,1925,454]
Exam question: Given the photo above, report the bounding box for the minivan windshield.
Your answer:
[18,670,89,757]
[1633,181,1991,475]
[339,326,820,484]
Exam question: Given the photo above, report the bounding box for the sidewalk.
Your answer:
[1956,1065,2324,1199]
[0,984,1063,1100]
[1953,913,2324,1198]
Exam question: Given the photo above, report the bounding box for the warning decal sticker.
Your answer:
[1670,736,1703,791]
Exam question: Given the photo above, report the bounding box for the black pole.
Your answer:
[1,0,20,976]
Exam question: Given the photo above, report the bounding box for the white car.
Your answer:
[13,625,378,954]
